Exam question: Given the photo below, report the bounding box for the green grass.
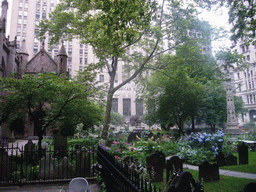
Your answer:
[220,151,256,173]
[153,169,256,192]
[186,169,256,192]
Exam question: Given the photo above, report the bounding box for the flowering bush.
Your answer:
[188,130,225,154]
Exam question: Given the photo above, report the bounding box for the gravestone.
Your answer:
[41,141,48,156]
[250,145,255,152]
[216,152,225,167]
[24,140,36,164]
[199,160,212,182]
[146,150,166,182]
[225,154,237,166]
[167,171,202,192]
[0,148,10,181]
[212,163,220,181]
[39,153,57,179]
[238,142,248,165]
[127,132,137,143]
[166,155,183,184]
[57,157,74,178]
[76,150,91,177]
[54,133,67,158]
[243,182,256,192]
[199,160,219,182]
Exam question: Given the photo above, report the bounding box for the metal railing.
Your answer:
[0,142,96,187]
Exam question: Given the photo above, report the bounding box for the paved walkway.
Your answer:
[184,164,256,180]
[0,183,100,192]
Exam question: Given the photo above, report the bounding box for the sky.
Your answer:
[3,0,231,53]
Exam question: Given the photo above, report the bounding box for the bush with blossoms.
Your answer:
[188,130,226,154]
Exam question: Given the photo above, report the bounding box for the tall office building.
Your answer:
[232,40,256,125]
[8,0,142,123]
[8,0,94,77]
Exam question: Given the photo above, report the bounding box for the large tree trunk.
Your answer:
[101,57,118,139]
[102,91,114,139]
[191,116,195,132]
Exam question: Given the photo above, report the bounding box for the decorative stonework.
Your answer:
[225,76,239,134]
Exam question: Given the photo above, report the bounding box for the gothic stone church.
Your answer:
[0,0,68,139]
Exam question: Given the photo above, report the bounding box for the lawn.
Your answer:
[153,169,256,192]
[220,151,256,173]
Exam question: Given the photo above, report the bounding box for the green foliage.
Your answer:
[110,111,125,127]
[0,73,104,152]
[39,0,157,58]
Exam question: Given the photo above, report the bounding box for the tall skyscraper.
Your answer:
[8,0,142,123]
[8,0,95,77]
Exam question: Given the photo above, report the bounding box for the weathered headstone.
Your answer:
[24,140,36,164]
[0,148,10,181]
[199,160,219,182]
[199,160,212,182]
[167,171,202,192]
[250,144,255,152]
[54,133,67,158]
[127,132,137,143]
[39,153,57,179]
[243,182,256,192]
[41,141,48,156]
[76,150,91,177]
[166,155,183,184]
[238,142,248,165]
[216,152,225,167]
[57,157,74,179]
[146,150,166,182]
[225,154,237,166]
[212,163,220,181]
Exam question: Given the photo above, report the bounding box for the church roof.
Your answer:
[57,44,68,56]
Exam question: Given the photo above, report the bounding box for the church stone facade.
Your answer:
[0,0,68,139]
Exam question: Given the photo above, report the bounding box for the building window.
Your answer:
[247,55,250,61]
[42,13,46,19]
[79,58,82,64]
[84,58,87,65]
[79,66,83,72]
[112,98,118,113]
[136,99,143,116]
[68,57,72,63]
[99,75,104,82]
[80,49,83,56]
[123,98,131,116]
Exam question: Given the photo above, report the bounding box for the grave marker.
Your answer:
[238,142,248,165]
[146,150,165,182]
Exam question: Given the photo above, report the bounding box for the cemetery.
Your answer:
[1,127,256,191]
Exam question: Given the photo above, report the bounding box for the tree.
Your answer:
[0,73,104,153]
[39,0,216,139]
[141,35,217,134]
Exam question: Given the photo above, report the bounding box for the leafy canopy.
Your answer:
[39,0,157,57]
[0,73,104,136]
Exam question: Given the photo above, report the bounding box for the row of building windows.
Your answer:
[112,98,143,117]
[247,94,256,104]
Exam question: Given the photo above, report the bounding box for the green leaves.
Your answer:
[0,73,104,137]
[39,0,157,58]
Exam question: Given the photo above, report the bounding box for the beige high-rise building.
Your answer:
[8,0,94,77]
[8,0,143,124]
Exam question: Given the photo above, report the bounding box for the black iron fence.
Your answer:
[0,141,96,187]
[97,145,161,192]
